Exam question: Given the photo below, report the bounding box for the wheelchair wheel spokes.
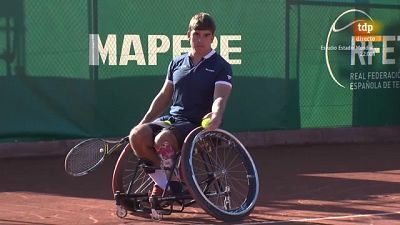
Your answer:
[127,168,153,195]
[119,151,154,195]
[135,176,153,194]
[182,129,259,222]
[193,134,250,209]
[112,147,154,214]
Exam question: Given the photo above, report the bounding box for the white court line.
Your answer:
[236,211,400,225]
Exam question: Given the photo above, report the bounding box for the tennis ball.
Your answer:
[163,120,172,125]
[201,118,211,128]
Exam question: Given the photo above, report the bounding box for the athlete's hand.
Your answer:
[202,112,222,131]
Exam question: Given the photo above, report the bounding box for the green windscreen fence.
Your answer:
[288,1,400,128]
[0,0,399,141]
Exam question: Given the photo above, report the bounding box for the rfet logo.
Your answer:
[325,9,384,88]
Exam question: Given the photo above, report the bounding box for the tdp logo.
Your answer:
[357,22,373,34]
[353,21,379,35]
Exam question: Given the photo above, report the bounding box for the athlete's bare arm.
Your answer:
[139,79,173,125]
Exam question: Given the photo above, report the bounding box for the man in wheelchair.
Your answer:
[128,12,232,199]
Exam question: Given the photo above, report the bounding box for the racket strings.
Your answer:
[65,139,107,175]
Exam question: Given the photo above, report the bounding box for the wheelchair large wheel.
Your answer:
[180,128,259,222]
[112,145,154,212]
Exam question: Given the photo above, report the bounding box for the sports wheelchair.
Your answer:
[112,127,259,222]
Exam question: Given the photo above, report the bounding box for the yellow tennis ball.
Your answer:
[201,118,211,128]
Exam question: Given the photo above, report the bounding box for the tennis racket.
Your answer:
[64,136,129,176]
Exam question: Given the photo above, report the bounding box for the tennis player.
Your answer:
[129,12,233,197]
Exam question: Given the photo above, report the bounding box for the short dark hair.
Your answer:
[188,12,216,34]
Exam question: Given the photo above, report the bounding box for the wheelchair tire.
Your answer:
[112,144,154,212]
[180,128,259,222]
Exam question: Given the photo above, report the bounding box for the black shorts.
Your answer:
[148,115,198,149]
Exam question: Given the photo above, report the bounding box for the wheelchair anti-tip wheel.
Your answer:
[180,128,259,222]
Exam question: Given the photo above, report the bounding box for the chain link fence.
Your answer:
[0,0,399,141]
[0,0,88,77]
[95,0,286,80]
[288,0,400,128]
[25,1,88,78]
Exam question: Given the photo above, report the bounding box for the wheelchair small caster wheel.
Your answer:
[116,205,127,218]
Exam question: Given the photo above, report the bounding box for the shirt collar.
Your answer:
[203,50,216,59]
[187,49,216,60]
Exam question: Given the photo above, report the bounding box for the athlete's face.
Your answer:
[187,29,214,56]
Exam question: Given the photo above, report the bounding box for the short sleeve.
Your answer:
[166,60,175,82]
[215,63,233,87]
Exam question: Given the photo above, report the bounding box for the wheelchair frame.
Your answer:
[112,128,259,221]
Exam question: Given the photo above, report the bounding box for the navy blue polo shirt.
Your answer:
[166,50,232,124]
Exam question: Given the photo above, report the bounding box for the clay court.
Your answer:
[1,142,400,225]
